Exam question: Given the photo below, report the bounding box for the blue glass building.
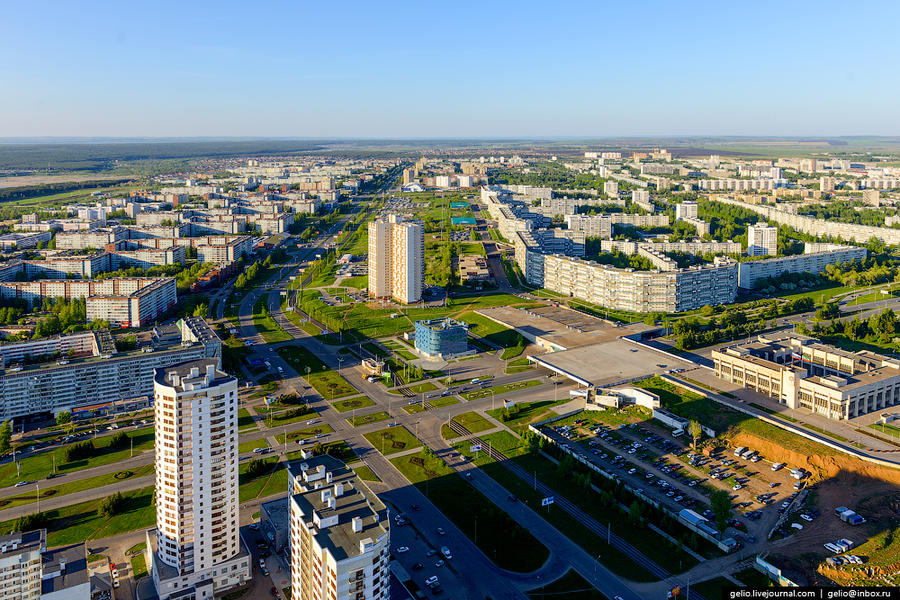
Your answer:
[414,318,469,358]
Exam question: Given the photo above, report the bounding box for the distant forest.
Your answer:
[0,140,329,171]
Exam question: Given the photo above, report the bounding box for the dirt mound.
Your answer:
[730,430,900,486]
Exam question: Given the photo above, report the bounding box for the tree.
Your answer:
[710,489,732,533]
[0,421,10,454]
[56,412,72,426]
[246,458,269,478]
[100,492,126,517]
[688,420,702,448]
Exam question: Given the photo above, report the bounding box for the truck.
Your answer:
[440,546,452,559]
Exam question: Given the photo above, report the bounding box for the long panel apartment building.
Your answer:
[0,317,220,421]
[712,333,900,420]
[0,277,176,327]
[737,243,867,289]
[527,253,737,313]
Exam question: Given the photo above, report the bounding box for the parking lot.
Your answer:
[541,410,815,549]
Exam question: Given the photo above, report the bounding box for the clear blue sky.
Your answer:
[3,0,899,138]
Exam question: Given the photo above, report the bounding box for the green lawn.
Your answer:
[0,486,157,547]
[351,464,381,482]
[402,403,427,414]
[239,458,285,502]
[238,439,269,454]
[238,408,258,431]
[277,345,357,399]
[363,426,422,456]
[263,407,316,427]
[252,296,292,343]
[428,396,459,409]
[527,570,608,600]
[486,399,567,435]
[449,411,494,434]
[458,311,527,349]
[131,553,148,580]
[389,448,549,573]
[0,463,155,511]
[462,379,543,400]
[275,423,335,443]
[389,381,438,395]
[0,427,155,489]
[347,411,391,427]
[454,430,526,460]
[332,396,376,413]
[505,357,533,374]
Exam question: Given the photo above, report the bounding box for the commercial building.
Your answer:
[414,318,469,358]
[0,318,221,421]
[147,359,250,600]
[712,333,900,420]
[458,254,491,282]
[0,530,91,600]
[288,456,390,600]
[737,243,867,289]
[368,214,424,304]
[747,223,778,256]
[0,277,176,327]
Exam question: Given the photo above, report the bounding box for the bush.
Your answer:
[109,433,129,449]
[64,440,95,462]
[100,492,126,517]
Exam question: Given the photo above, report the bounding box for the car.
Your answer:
[733,484,743,491]
[436,527,446,536]
[781,501,790,509]
[425,576,439,586]
[800,514,813,522]
[249,523,259,530]
[769,482,779,488]
[14,481,30,487]
[426,550,438,557]
[412,562,424,570]
[253,447,267,454]
[435,559,445,567]
[396,546,409,553]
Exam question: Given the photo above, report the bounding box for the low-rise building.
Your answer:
[415,318,469,358]
[712,333,900,420]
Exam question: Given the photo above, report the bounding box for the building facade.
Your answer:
[289,456,390,600]
[368,215,424,304]
[737,243,867,289]
[747,223,778,256]
[414,318,469,358]
[148,359,249,600]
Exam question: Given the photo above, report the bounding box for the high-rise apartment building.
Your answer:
[675,201,699,221]
[289,456,390,600]
[146,359,250,600]
[820,176,836,192]
[748,223,778,256]
[603,180,618,198]
[368,215,424,303]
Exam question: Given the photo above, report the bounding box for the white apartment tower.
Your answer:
[147,359,250,600]
[368,214,424,304]
[603,180,618,198]
[748,223,778,256]
[675,202,699,221]
[289,456,390,600]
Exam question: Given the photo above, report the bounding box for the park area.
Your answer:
[277,345,356,399]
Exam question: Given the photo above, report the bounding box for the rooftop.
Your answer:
[0,529,45,555]
[288,455,388,562]
[41,543,89,595]
[155,358,231,391]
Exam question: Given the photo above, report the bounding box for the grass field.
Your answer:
[486,399,567,435]
[428,396,459,409]
[275,423,335,443]
[448,411,494,434]
[527,570,607,600]
[0,463,155,510]
[462,379,543,400]
[238,408,258,431]
[332,396,376,412]
[458,311,527,349]
[389,449,549,573]
[364,426,422,456]
[277,345,356,399]
[238,439,270,454]
[252,296,292,343]
[389,382,438,395]
[0,427,155,489]
[351,464,381,482]
[131,553,148,580]
[0,486,157,547]
[347,411,391,427]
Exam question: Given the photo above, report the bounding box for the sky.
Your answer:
[3,0,900,138]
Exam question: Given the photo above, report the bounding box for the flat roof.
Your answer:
[41,543,89,595]
[530,338,692,388]
[288,455,388,562]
